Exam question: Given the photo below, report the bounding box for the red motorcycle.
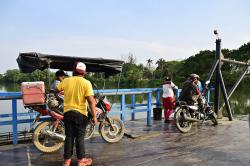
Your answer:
[29,91,125,153]
[18,53,125,153]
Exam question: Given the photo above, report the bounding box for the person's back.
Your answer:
[179,78,199,105]
[162,82,177,98]
[62,76,92,116]
[57,62,97,166]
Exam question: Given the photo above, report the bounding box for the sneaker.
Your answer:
[63,159,71,166]
[78,158,92,166]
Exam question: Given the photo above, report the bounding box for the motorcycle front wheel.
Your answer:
[99,117,125,143]
[33,121,64,153]
[174,107,193,133]
[209,112,218,125]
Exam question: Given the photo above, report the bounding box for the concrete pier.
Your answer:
[0,117,249,166]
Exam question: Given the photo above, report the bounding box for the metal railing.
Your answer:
[0,88,162,145]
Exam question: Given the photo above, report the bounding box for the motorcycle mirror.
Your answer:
[91,82,98,89]
[205,80,210,85]
[94,93,101,99]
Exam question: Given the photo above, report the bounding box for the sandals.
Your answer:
[78,158,93,166]
[63,159,71,166]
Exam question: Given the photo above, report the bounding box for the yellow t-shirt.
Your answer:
[56,76,94,116]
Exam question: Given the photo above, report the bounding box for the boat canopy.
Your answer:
[17,52,124,76]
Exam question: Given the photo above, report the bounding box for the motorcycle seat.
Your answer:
[176,101,187,106]
[53,109,64,115]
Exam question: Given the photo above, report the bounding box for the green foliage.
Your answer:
[178,50,215,81]
[0,69,54,86]
[230,42,250,61]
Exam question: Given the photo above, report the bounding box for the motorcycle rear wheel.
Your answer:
[33,121,64,153]
[175,107,193,133]
[85,122,95,139]
[99,117,125,143]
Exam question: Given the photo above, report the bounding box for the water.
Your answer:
[229,86,250,115]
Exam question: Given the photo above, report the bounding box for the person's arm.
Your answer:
[86,96,97,124]
[171,82,178,90]
[85,81,98,124]
[55,81,64,93]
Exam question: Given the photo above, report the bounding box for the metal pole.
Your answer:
[214,39,221,116]
[46,60,51,89]
[156,89,161,108]
[218,71,233,121]
[206,60,219,82]
[12,99,18,145]
[131,94,135,120]
[121,94,126,122]
[221,58,250,66]
[207,89,211,103]
[147,92,152,126]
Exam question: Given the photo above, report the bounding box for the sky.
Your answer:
[0,0,250,74]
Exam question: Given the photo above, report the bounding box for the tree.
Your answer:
[126,52,136,64]
[0,74,3,82]
[155,58,166,79]
[156,58,165,70]
[147,59,153,70]
[3,69,21,83]
[178,50,215,81]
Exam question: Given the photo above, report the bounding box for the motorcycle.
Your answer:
[18,53,125,153]
[174,81,218,133]
[30,92,125,153]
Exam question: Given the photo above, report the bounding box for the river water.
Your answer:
[0,83,249,133]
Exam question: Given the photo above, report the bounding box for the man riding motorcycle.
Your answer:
[179,74,204,112]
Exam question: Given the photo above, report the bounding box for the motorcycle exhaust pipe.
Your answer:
[41,130,65,141]
[184,116,201,123]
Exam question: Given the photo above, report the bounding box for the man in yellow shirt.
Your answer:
[57,62,97,166]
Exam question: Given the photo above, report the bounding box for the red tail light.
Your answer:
[36,109,49,115]
[103,98,111,111]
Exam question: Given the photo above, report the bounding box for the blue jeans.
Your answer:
[63,110,88,160]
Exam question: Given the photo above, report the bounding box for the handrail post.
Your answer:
[12,99,18,145]
[147,92,152,126]
[121,94,126,122]
[176,89,181,101]
[156,89,161,108]
[207,89,211,103]
[131,94,135,120]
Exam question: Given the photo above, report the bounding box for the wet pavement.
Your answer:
[0,117,249,166]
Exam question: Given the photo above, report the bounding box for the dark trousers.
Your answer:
[63,111,88,160]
